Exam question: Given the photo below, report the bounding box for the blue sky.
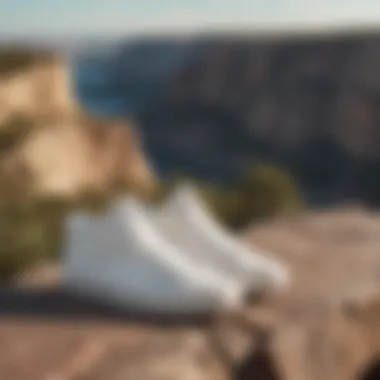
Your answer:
[1,0,380,38]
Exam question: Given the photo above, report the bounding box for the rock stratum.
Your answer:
[78,30,380,205]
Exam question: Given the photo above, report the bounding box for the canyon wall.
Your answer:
[93,32,380,205]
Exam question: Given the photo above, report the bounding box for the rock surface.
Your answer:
[0,55,157,200]
[0,114,157,200]
[0,57,80,124]
[3,207,380,380]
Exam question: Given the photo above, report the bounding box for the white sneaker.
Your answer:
[146,184,290,294]
[62,196,245,315]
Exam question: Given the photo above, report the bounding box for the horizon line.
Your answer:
[1,21,380,45]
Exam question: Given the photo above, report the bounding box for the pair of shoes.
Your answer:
[62,197,242,315]
[145,184,289,294]
[61,186,290,316]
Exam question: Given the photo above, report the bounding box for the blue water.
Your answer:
[70,51,124,111]
[78,96,131,118]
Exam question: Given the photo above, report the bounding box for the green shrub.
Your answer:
[198,165,301,229]
[0,198,66,282]
[235,164,303,226]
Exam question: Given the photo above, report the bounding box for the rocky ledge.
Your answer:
[3,206,380,380]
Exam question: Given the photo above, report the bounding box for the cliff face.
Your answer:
[93,32,380,205]
[161,35,380,159]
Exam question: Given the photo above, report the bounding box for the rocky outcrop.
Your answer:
[0,57,80,125]
[6,207,380,380]
[0,53,157,200]
[1,114,157,200]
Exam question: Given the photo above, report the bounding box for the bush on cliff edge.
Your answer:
[152,164,302,230]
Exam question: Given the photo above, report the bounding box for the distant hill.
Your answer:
[74,29,380,206]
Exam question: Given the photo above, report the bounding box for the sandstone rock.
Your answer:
[3,208,380,380]
[240,208,380,380]
[1,115,157,200]
[0,57,80,125]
